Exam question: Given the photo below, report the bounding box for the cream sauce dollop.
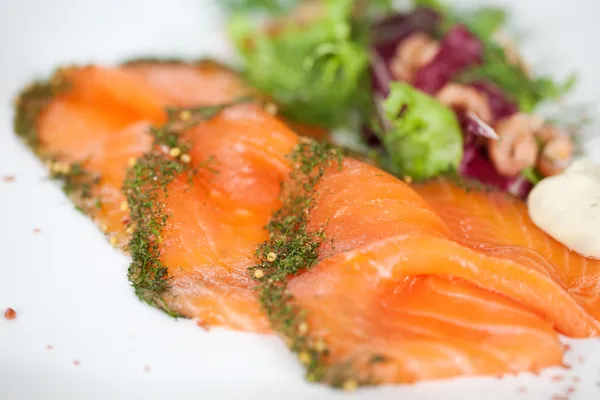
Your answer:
[528,157,600,259]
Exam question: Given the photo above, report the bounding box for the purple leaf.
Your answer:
[413,25,483,94]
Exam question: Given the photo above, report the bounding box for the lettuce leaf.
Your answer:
[229,0,376,129]
[380,82,463,180]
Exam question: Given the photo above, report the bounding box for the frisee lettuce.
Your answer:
[227,0,393,129]
[379,82,463,180]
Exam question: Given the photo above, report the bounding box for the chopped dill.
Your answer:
[120,57,194,66]
[124,151,191,316]
[125,98,252,317]
[13,67,73,149]
[13,67,104,211]
[48,159,101,200]
[250,139,379,387]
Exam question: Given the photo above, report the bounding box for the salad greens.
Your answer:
[229,0,369,128]
[222,0,582,195]
[415,0,576,112]
[380,82,463,180]
[227,0,393,129]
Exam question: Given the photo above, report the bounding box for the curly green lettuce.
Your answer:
[380,82,463,180]
[229,0,375,129]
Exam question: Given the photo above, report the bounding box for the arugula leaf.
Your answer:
[230,0,372,129]
[379,82,463,180]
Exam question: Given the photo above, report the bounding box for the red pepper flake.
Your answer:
[33,228,42,234]
[196,320,210,331]
[73,360,80,366]
[45,344,53,351]
[4,308,17,320]
[551,375,565,382]
[563,344,572,352]
[517,386,527,393]
[566,387,575,394]
[562,363,573,370]
[2,175,15,183]
[143,365,151,372]
[576,355,584,364]
[572,376,580,383]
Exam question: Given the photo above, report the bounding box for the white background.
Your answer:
[1,0,600,399]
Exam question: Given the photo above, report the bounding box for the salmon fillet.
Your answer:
[14,63,600,386]
[415,179,600,323]
[134,107,587,383]
[281,160,597,384]
[16,61,249,247]
[155,104,298,330]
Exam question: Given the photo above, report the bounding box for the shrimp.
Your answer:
[390,33,440,82]
[436,83,493,123]
[488,113,539,177]
[536,126,574,177]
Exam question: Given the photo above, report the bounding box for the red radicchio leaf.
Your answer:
[459,130,533,199]
[370,8,441,97]
[413,24,483,94]
[367,12,531,198]
[458,84,530,198]
[470,80,519,122]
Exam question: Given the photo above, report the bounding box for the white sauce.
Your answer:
[528,157,600,259]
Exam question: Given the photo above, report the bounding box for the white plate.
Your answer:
[1,0,600,399]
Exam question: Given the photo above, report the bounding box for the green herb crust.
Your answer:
[249,140,375,388]
[120,57,239,74]
[13,67,73,149]
[124,98,252,317]
[13,67,104,205]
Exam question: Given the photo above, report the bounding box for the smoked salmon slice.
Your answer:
[126,103,298,330]
[275,158,595,384]
[414,179,600,323]
[14,62,600,387]
[14,60,250,247]
[128,103,589,384]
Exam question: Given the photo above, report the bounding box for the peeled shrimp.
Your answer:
[489,113,539,177]
[536,126,574,177]
[390,33,440,82]
[437,83,493,123]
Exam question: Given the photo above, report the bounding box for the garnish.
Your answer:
[120,57,195,66]
[376,81,463,181]
[4,308,17,321]
[228,0,372,129]
[13,67,73,149]
[125,99,252,316]
[47,159,101,203]
[250,139,376,387]
[521,167,543,185]
[13,67,104,209]
[415,0,577,111]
